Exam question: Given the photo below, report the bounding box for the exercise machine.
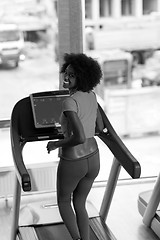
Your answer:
[10,90,141,240]
[138,174,160,238]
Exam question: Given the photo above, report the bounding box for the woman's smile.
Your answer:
[63,79,70,87]
[63,65,77,90]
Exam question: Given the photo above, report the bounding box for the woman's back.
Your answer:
[71,91,97,138]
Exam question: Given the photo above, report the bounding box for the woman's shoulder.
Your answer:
[72,90,95,99]
[71,91,96,105]
[62,96,78,112]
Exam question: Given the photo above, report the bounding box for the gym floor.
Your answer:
[0,178,159,240]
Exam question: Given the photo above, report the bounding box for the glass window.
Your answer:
[0,1,59,168]
[0,0,160,185]
[0,30,20,42]
[85,0,92,19]
[121,0,134,16]
[143,0,157,15]
[100,0,111,17]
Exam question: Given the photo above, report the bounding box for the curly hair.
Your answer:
[60,53,103,92]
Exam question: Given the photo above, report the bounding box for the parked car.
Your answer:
[0,23,24,67]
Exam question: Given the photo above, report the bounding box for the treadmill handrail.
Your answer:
[97,104,141,179]
[10,101,31,192]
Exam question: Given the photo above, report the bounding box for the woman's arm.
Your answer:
[47,111,86,153]
[95,107,104,134]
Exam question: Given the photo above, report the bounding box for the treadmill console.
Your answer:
[16,90,69,142]
[30,91,69,129]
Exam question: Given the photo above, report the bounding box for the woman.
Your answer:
[46,53,104,240]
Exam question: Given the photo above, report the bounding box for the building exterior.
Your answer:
[85,0,160,21]
[1,0,160,63]
[84,0,160,64]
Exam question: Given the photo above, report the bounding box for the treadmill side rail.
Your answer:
[98,104,141,179]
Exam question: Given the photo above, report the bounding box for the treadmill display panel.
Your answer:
[30,92,69,128]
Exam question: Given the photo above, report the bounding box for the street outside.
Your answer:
[0,47,160,181]
[0,47,59,119]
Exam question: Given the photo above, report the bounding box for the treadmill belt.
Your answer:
[19,217,116,240]
[35,223,99,240]
[36,223,73,240]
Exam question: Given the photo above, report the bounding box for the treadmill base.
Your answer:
[138,190,160,238]
[17,217,117,240]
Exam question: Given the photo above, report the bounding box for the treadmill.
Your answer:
[138,174,160,238]
[10,90,141,240]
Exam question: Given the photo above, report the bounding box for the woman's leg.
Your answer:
[57,158,87,240]
[73,151,100,240]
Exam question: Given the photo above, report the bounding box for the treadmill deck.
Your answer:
[138,190,160,220]
[18,196,99,227]
[18,217,116,240]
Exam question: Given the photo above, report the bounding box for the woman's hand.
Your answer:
[47,111,86,153]
[46,141,58,154]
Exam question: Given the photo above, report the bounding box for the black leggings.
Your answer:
[57,150,100,240]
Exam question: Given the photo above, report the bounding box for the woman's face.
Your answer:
[63,64,77,90]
